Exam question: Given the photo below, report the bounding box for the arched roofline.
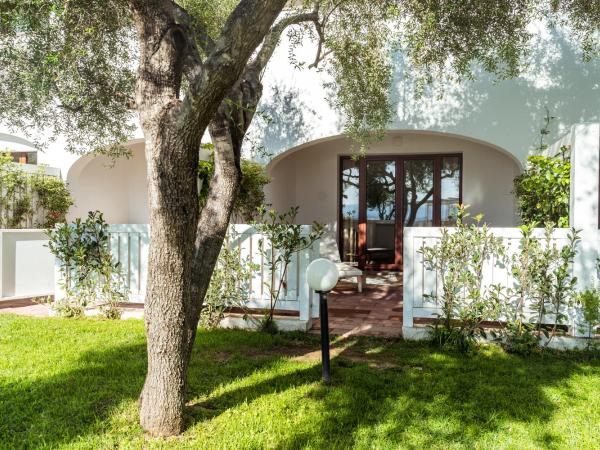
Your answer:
[266,129,524,172]
[0,132,38,152]
[66,138,145,184]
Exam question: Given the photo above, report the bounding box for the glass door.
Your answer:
[403,159,434,227]
[364,159,397,267]
[339,154,462,271]
[340,159,360,263]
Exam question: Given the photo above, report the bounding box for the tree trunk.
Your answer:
[129,0,290,436]
[185,100,251,358]
[139,127,200,436]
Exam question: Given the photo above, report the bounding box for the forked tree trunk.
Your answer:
[129,0,292,436]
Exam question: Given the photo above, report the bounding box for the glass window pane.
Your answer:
[366,160,396,265]
[340,159,359,263]
[403,159,434,226]
[441,157,461,226]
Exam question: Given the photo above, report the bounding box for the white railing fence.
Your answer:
[72,224,320,321]
[109,224,149,302]
[403,227,600,337]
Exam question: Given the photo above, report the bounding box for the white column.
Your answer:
[564,124,600,335]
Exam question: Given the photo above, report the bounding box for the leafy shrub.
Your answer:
[47,211,127,319]
[200,234,258,329]
[513,146,570,228]
[501,322,539,355]
[421,206,581,354]
[420,205,505,353]
[31,171,73,227]
[199,153,270,222]
[0,152,72,228]
[576,261,600,343]
[254,206,323,333]
[577,289,600,337]
[526,226,579,347]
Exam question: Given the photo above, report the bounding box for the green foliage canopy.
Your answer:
[1,1,597,154]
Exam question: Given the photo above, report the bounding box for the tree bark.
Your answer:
[128,0,288,437]
[139,129,199,436]
[185,77,262,358]
[130,2,201,436]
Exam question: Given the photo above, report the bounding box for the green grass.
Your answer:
[1,315,599,449]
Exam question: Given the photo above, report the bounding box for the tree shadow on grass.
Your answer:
[1,326,598,448]
[0,327,315,448]
[186,339,600,449]
[0,340,148,448]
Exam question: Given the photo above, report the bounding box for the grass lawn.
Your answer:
[1,315,599,449]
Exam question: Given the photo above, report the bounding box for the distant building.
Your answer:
[0,133,61,177]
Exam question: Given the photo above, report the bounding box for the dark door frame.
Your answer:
[338,153,463,271]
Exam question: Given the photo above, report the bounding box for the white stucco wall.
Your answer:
[0,15,597,183]
[27,16,596,228]
[248,22,600,165]
[0,230,54,298]
[265,131,521,228]
[546,123,600,290]
[67,141,148,224]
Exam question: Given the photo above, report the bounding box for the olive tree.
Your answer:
[0,0,597,437]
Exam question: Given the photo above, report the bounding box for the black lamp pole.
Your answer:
[318,290,331,384]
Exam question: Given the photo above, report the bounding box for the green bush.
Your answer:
[577,276,600,342]
[254,206,323,333]
[420,205,505,353]
[513,146,570,228]
[47,211,127,319]
[0,152,72,228]
[421,206,582,354]
[31,171,74,228]
[198,154,270,222]
[501,224,579,352]
[200,234,258,329]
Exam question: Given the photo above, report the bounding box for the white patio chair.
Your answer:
[319,227,366,293]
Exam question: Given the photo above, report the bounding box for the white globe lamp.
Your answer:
[305,258,339,384]
[306,258,339,292]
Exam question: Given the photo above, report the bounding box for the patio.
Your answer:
[1,273,405,338]
[311,272,403,338]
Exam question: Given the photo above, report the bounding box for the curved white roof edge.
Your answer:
[66,138,145,184]
[0,132,37,152]
[266,129,524,172]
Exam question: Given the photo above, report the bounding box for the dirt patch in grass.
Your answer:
[240,341,421,371]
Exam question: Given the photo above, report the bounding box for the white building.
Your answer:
[4,18,599,342]
[64,23,599,271]
[0,133,61,177]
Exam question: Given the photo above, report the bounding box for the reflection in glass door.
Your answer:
[365,160,396,266]
[441,156,461,225]
[340,159,359,263]
[403,159,434,227]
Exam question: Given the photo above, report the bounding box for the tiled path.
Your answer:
[311,272,403,338]
[3,273,403,338]
[0,298,50,317]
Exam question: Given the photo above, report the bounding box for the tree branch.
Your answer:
[181,0,287,128]
[170,1,215,54]
[247,10,319,77]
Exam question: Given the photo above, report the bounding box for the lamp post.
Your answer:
[306,258,339,385]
